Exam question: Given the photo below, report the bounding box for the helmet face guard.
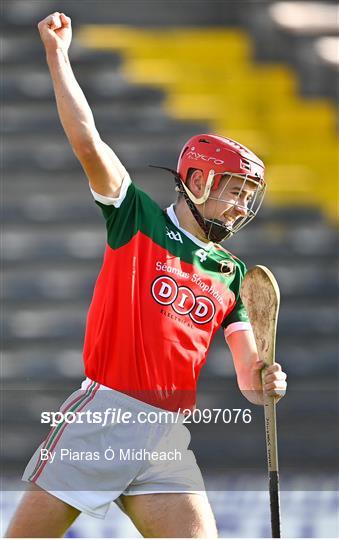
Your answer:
[200,172,266,242]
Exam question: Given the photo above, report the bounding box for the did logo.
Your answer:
[151,275,215,325]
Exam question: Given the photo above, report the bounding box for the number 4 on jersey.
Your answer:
[196,249,208,263]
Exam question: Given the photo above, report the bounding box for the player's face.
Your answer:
[203,175,257,228]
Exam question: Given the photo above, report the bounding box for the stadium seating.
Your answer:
[77,24,338,222]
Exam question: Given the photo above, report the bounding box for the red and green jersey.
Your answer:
[83,175,251,411]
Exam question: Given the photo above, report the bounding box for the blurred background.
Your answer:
[2,0,338,537]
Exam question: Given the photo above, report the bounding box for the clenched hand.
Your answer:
[255,361,287,401]
[38,12,72,54]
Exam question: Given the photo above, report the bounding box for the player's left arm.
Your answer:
[225,329,287,406]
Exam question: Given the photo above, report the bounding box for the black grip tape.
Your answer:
[269,471,281,538]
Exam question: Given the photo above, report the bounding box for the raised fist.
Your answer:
[37,12,72,54]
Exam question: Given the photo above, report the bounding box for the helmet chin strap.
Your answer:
[203,218,234,242]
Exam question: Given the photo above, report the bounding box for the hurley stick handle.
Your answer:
[264,393,281,537]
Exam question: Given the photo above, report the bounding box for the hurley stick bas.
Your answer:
[240,265,281,538]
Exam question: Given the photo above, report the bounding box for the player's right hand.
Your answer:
[38,12,72,54]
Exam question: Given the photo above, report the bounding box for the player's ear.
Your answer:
[187,169,204,197]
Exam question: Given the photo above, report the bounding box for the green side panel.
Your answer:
[221,296,249,327]
[96,183,208,263]
[221,258,249,327]
[95,183,162,249]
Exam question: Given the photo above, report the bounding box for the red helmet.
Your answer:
[152,133,266,242]
[177,133,265,202]
[172,133,266,242]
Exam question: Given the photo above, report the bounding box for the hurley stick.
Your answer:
[241,265,281,538]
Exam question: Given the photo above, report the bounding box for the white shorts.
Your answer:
[23,379,205,519]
